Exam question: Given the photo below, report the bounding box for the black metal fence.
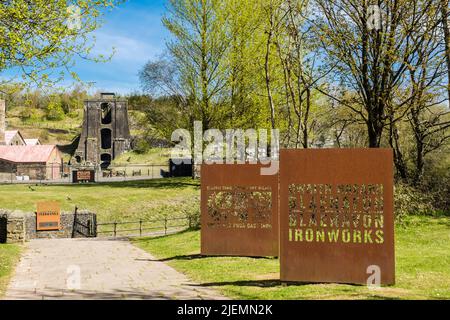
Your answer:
[0,163,171,184]
[96,216,195,238]
[73,213,97,238]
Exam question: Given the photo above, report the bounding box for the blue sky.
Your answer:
[4,0,170,95]
[77,0,170,94]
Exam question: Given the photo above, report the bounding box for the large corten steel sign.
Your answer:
[201,164,278,257]
[279,149,395,285]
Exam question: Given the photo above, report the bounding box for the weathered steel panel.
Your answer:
[201,163,279,257]
[36,201,61,231]
[279,149,395,285]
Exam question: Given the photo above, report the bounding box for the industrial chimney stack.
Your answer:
[0,99,5,145]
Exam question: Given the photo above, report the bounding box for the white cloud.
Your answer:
[92,31,163,65]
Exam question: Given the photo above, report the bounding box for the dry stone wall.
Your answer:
[0,209,96,243]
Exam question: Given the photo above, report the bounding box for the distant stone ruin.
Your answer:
[72,93,131,168]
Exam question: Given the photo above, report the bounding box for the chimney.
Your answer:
[0,99,5,145]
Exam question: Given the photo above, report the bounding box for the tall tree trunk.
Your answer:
[441,0,450,101]
[388,113,408,181]
[410,107,425,185]
[367,112,382,147]
[265,9,276,130]
[302,87,311,148]
[201,1,210,130]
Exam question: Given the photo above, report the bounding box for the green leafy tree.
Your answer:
[0,0,122,85]
[46,94,65,121]
[163,0,230,130]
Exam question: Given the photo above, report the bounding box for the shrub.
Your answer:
[394,183,436,221]
[46,95,65,121]
[134,138,151,154]
[20,108,40,122]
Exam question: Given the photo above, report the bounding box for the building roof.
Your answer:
[0,145,58,163]
[4,130,24,145]
[24,138,40,146]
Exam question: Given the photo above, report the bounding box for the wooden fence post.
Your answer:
[113,222,117,238]
[164,217,167,235]
[139,219,142,237]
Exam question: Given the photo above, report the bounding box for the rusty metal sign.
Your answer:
[201,163,279,257]
[279,149,395,285]
[36,201,61,231]
[73,170,95,183]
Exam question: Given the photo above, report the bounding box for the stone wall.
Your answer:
[0,211,26,243]
[0,209,96,243]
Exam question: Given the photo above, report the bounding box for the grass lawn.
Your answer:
[112,148,172,165]
[133,215,450,300]
[0,244,22,297]
[0,178,200,224]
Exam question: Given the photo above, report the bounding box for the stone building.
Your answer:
[0,145,63,180]
[24,138,41,146]
[4,130,26,145]
[0,99,41,146]
[0,98,59,181]
[72,93,131,168]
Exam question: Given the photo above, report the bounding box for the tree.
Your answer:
[163,0,229,130]
[275,0,332,148]
[440,0,450,102]
[0,0,121,85]
[313,0,442,148]
[46,94,64,121]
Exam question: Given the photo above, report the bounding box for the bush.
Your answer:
[394,183,437,221]
[134,138,151,154]
[20,108,40,122]
[46,96,65,121]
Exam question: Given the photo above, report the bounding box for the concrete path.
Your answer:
[3,238,225,300]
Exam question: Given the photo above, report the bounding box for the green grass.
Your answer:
[6,107,82,145]
[0,244,22,297]
[112,148,172,165]
[133,216,450,300]
[0,178,200,224]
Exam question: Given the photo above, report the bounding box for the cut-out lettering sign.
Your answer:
[280,149,395,285]
[288,184,385,244]
[206,186,272,229]
[201,164,278,257]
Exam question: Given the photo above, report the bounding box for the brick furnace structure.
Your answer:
[72,93,131,168]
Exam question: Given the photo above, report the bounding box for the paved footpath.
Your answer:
[4,238,225,300]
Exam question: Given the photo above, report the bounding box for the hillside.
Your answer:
[4,106,153,163]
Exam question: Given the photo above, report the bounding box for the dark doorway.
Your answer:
[101,128,112,149]
[100,153,112,169]
[101,103,112,124]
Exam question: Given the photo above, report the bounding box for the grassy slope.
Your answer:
[6,107,82,146]
[6,107,169,164]
[0,178,200,223]
[0,244,22,297]
[133,216,450,300]
[112,148,171,165]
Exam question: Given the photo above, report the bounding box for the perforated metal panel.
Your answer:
[201,163,279,257]
[36,201,61,231]
[279,149,395,285]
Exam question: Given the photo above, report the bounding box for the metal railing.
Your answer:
[96,216,195,238]
[0,163,171,184]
